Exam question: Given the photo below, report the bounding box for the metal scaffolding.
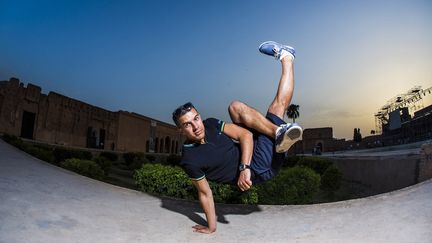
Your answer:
[374,85,432,134]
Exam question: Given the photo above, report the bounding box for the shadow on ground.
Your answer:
[160,196,261,226]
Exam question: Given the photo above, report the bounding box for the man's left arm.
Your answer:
[223,123,253,191]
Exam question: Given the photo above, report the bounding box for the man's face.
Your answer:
[177,108,205,143]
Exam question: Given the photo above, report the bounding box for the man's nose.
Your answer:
[191,122,198,130]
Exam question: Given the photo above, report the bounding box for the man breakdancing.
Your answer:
[172,41,302,234]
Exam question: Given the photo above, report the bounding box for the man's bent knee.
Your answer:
[229,100,246,115]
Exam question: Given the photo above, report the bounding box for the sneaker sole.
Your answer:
[275,126,302,153]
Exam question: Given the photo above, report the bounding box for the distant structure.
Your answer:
[375,86,432,134]
[289,127,346,154]
[0,78,183,154]
[369,85,432,146]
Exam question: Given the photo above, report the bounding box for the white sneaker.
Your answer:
[275,123,302,153]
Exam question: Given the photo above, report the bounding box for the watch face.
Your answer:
[239,164,249,171]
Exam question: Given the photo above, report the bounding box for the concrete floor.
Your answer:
[1,139,431,243]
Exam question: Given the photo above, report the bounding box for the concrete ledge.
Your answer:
[1,139,431,242]
[419,141,432,182]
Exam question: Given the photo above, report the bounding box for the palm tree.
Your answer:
[286,104,300,123]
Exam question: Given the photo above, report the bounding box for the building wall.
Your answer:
[330,154,420,195]
[303,127,334,153]
[0,78,181,154]
[117,112,151,152]
[0,78,40,137]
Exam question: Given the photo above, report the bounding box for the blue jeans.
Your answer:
[250,112,286,184]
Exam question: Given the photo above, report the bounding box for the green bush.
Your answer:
[321,165,343,192]
[134,164,258,204]
[1,135,55,163]
[1,133,18,143]
[134,164,196,200]
[25,145,55,163]
[99,151,118,162]
[2,134,25,149]
[93,156,112,176]
[257,166,320,205]
[61,158,104,180]
[297,156,332,175]
[208,182,258,204]
[53,147,92,164]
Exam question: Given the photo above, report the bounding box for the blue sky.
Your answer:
[1,0,431,139]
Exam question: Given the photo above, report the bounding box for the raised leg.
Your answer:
[228,55,294,139]
[267,57,294,119]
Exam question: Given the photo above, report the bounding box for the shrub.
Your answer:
[321,165,343,192]
[134,164,196,200]
[61,158,104,180]
[99,151,118,162]
[208,182,258,204]
[166,154,181,166]
[2,134,25,149]
[134,164,258,204]
[93,156,112,176]
[2,133,18,143]
[297,156,332,175]
[53,147,92,164]
[25,145,55,163]
[257,166,320,205]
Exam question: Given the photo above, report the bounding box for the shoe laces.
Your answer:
[272,47,281,60]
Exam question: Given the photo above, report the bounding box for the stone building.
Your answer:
[301,127,346,153]
[0,78,182,154]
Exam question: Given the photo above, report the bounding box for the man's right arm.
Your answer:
[192,178,217,234]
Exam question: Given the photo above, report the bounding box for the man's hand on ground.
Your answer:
[192,224,216,234]
[237,169,252,191]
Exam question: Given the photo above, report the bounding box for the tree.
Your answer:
[286,104,300,123]
[353,128,362,142]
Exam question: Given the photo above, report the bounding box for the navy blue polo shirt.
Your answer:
[180,118,240,184]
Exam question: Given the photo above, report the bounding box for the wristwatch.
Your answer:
[239,164,251,171]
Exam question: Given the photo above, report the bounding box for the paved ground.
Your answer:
[1,139,431,243]
[321,140,431,158]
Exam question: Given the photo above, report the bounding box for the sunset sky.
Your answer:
[1,0,431,139]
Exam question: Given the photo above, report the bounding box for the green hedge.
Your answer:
[134,164,196,200]
[53,147,92,164]
[61,158,104,180]
[134,164,258,204]
[257,166,321,204]
[134,164,322,205]
[296,156,332,175]
[2,134,25,149]
[93,156,112,176]
[25,144,55,163]
[283,156,342,195]
[321,165,343,192]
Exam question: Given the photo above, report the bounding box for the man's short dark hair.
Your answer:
[172,102,196,127]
